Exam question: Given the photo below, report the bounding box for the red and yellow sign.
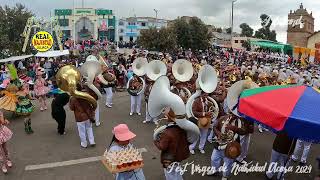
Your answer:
[32,31,53,52]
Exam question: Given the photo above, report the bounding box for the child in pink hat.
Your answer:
[107,124,145,180]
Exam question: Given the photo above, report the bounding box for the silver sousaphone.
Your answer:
[146,60,167,81]
[80,55,110,99]
[126,57,148,96]
[186,65,220,121]
[148,75,200,144]
[171,59,194,102]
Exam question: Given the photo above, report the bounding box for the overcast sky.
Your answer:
[1,0,319,43]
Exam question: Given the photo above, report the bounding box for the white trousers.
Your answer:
[236,134,251,162]
[207,118,218,141]
[145,102,153,122]
[266,150,291,180]
[292,139,312,163]
[104,87,113,105]
[164,163,183,180]
[95,103,100,125]
[130,94,142,113]
[211,149,234,178]
[76,120,95,147]
[189,128,208,150]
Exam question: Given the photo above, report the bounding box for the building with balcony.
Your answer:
[54,8,116,42]
[117,17,168,42]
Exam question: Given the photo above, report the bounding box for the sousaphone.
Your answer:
[56,65,97,109]
[127,57,147,96]
[148,76,200,144]
[171,59,194,103]
[146,60,167,81]
[186,65,220,123]
[80,55,109,99]
[172,59,193,82]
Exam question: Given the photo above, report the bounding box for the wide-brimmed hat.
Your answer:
[225,141,241,159]
[227,80,259,117]
[113,124,136,141]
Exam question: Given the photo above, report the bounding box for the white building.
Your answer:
[117,17,168,42]
[54,8,116,42]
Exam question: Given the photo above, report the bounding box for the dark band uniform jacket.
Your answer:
[192,97,210,118]
[154,125,190,167]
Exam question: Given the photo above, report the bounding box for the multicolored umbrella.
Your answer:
[238,85,320,143]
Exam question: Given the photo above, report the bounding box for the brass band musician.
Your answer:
[128,74,143,116]
[207,81,227,143]
[171,81,190,104]
[209,112,246,178]
[154,109,190,180]
[189,91,212,155]
[143,77,155,124]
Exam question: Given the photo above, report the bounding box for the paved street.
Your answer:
[1,92,319,180]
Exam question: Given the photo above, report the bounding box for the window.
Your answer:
[240,40,244,43]
[119,36,123,41]
[58,19,69,27]
[141,22,146,27]
[235,40,239,43]
[128,22,136,25]
[120,29,124,33]
[119,21,124,26]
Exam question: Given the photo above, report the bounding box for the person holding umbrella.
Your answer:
[265,131,296,180]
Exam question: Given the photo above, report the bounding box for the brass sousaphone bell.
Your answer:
[56,65,97,109]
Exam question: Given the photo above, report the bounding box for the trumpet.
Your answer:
[229,73,237,82]
[213,116,242,150]
[244,76,252,81]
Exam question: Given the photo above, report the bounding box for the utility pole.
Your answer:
[73,0,76,43]
[154,9,159,28]
[231,0,237,48]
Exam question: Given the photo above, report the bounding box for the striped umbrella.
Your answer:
[238,85,320,143]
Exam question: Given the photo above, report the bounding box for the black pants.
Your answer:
[53,112,66,135]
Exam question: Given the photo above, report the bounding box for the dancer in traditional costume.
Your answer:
[0,111,13,174]
[0,82,19,113]
[16,84,35,134]
[34,68,49,111]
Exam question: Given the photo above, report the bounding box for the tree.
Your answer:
[172,18,191,50]
[242,40,251,51]
[173,17,212,50]
[239,23,254,37]
[0,3,33,58]
[188,17,212,50]
[137,27,177,52]
[216,27,222,33]
[226,27,232,34]
[138,17,212,52]
[254,14,277,42]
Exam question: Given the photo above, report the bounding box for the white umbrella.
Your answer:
[35,50,69,57]
[0,55,33,63]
